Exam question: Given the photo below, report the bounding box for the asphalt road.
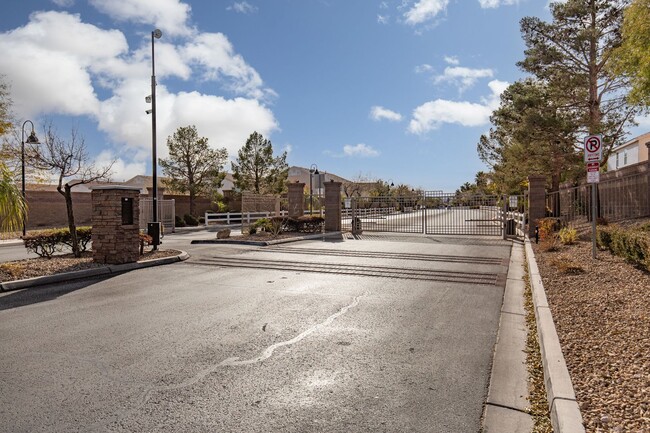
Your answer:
[0,231,512,433]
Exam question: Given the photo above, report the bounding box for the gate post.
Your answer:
[528,175,547,239]
[91,186,140,264]
[502,195,508,240]
[324,180,342,232]
[287,182,305,217]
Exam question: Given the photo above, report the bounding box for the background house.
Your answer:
[607,132,650,171]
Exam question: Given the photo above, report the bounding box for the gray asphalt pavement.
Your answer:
[0,231,512,433]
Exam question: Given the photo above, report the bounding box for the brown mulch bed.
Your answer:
[0,249,181,283]
[532,221,650,433]
[223,231,320,242]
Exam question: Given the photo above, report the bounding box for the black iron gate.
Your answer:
[341,192,526,238]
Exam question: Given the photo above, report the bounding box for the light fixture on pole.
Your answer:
[309,164,319,216]
[147,28,162,250]
[21,120,40,237]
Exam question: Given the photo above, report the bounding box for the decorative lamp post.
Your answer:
[148,28,162,249]
[21,120,40,237]
[309,164,319,215]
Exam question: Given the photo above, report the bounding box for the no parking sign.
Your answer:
[584,134,603,163]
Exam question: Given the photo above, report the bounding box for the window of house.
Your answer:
[624,151,628,165]
[616,152,620,169]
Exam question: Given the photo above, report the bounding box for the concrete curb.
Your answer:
[525,238,585,433]
[482,242,533,433]
[191,231,343,246]
[0,250,189,292]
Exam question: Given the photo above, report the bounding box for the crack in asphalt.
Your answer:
[100,291,369,431]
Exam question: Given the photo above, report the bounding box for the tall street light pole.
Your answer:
[150,28,162,250]
[309,164,318,216]
[21,120,40,237]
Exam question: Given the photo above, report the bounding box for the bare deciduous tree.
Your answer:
[27,123,114,257]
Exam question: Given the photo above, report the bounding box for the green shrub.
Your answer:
[598,225,650,271]
[248,226,257,235]
[297,215,324,233]
[175,215,186,227]
[253,218,272,231]
[183,214,199,226]
[558,227,578,245]
[198,216,205,224]
[22,227,92,258]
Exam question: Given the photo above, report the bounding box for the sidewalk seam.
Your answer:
[485,402,530,416]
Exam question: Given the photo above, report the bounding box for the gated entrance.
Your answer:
[341,192,526,238]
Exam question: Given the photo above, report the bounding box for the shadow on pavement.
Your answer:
[0,275,111,311]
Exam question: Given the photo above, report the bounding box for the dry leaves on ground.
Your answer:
[0,249,181,283]
[532,231,650,433]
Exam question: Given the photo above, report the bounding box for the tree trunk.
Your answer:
[189,189,195,216]
[64,184,80,258]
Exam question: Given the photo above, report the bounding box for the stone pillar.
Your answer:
[91,186,140,264]
[324,180,342,232]
[528,175,547,239]
[287,182,305,218]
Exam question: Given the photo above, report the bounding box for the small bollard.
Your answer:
[534,226,539,244]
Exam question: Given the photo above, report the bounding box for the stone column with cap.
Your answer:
[527,175,546,239]
[324,180,342,232]
[287,182,305,218]
[91,186,141,264]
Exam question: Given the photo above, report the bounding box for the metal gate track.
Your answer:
[192,256,502,285]
[260,246,507,266]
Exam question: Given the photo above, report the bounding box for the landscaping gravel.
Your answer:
[532,230,650,433]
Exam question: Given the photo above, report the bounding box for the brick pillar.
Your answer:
[91,186,140,264]
[528,175,546,239]
[324,181,342,232]
[287,182,305,217]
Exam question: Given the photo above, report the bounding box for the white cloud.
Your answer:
[179,33,274,100]
[377,14,390,24]
[96,151,146,182]
[343,144,380,157]
[51,0,75,7]
[0,9,278,169]
[227,2,258,14]
[0,11,128,118]
[478,0,518,8]
[404,0,449,25]
[89,0,193,36]
[408,79,508,134]
[434,66,494,91]
[444,55,459,65]
[415,64,433,73]
[380,1,389,9]
[370,106,403,122]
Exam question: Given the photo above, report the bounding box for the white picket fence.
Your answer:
[204,210,290,226]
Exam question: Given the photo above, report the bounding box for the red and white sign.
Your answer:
[584,135,603,163]
[587,161,600,184]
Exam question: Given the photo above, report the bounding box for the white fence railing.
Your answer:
[205,210,290,226]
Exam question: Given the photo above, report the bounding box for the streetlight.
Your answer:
[309,164,319,215]
[147,28,162,250]
[21,120,40,237]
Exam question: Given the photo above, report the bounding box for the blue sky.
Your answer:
[1,0,646,191]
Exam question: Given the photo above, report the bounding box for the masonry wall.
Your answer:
[25,190,93,230]
[92,188,140,264]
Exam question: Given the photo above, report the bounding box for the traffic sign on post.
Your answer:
[584,134,603,163]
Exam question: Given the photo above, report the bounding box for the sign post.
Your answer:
[584,135,602,259]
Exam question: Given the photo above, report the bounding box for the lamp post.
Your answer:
[21,120,40,237]
[150,28,162,249]
[309,164,319,215]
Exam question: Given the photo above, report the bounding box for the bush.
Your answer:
[139,232,153,255]
[183,214,199,226]
[558,227,578,245]
[248,226,257,235]
[198,216,205,224]
[597,225,650,271]
[22,227,92,258]
[537,217,561,241]
[175,215,186,227]
[297,215,324,233]
[253,218,272,231]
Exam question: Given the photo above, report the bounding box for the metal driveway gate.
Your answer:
[342,192,526,237]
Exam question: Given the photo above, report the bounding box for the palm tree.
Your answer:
[0,161,26,233]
